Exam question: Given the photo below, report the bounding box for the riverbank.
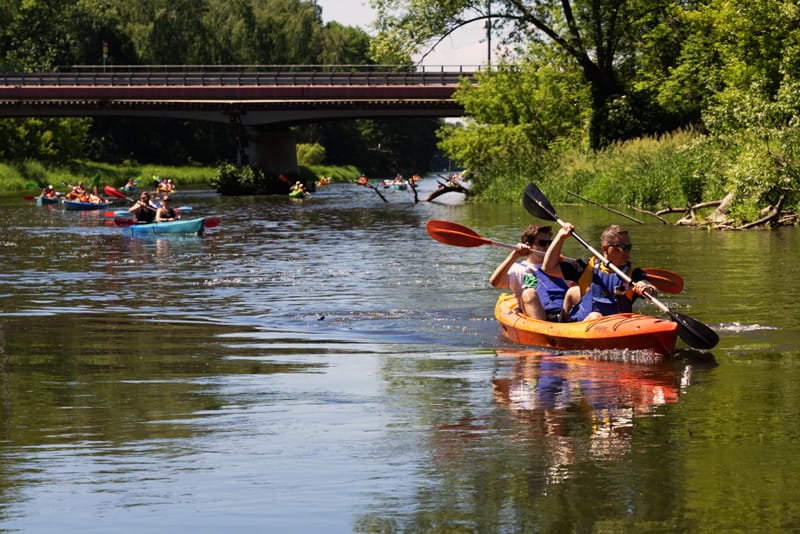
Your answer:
[0,160,364,194]
[1,160,217,193]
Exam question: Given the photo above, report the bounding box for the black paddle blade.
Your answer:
[669,310,719,350]
[523,183,559,221]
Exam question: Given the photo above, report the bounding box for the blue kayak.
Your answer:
[122,217,205,236]
[36,196,60,205]
[107,205,192,218]
[64,199,109,211]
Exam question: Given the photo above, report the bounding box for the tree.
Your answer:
[370,0,677,149]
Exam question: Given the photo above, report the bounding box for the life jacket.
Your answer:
[569,258,646,321]
[535,269,570,314]
[136,208,155,223]
[159,207,177,219]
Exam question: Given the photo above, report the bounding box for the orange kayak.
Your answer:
[494,293,679,356]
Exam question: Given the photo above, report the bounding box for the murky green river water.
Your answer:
[1,177,799,532]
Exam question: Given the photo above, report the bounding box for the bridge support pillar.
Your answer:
[245,126,297,175]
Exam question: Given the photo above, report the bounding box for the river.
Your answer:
[1,176,799,532]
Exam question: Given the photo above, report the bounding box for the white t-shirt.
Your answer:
[507,260,542,301]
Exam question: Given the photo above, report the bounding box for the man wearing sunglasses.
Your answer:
[490,224,573,321]
[542,223,656,322]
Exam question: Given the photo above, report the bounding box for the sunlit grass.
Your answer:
[0,159,217,192]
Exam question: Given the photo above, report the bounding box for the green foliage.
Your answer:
[453,56,590,150]
[210,162,320,195]
[0,161,29,191]
[0,118,91,162]
[0,159,215,192]
[535,129,718,210]
[296,143,326,166]
[306,164,361,183]
[211,162,263,195]
[372,0,678,149]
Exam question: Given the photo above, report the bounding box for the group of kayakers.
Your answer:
[155,177,176,193]
[63,181,106,203]
[128,191,181,224]
[490,221,657,323]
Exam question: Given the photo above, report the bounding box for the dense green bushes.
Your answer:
[468,127,800,226]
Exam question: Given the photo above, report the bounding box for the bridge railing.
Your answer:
[0,65,479,87]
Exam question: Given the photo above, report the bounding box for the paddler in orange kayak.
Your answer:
[489,224,573,321]
[543,222,657,322]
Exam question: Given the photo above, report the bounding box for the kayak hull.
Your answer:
[36,196,60,205]
[495,293,678,356]
[63,200,109,211]
[122,217,205,236]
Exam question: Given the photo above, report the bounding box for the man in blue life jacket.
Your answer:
[542,222,657,322]
[489,224,574,321]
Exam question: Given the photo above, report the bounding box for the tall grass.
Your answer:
[537,129,710,209]
[0,159,217,192]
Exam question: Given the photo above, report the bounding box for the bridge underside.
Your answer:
[0,83,466,176]
[0,99,464,125]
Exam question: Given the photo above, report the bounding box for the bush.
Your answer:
[297,143,326,166]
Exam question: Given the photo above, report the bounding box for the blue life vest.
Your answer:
[535,269,570,314]
[569,264,635,321]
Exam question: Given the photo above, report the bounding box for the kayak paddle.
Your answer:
[104,185,133,202]
[522,183,719,350]
[425,219,684,294]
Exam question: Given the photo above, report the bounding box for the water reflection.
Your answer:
[492,350,690,485]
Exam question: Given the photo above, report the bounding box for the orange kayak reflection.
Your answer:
[492,349,688,465]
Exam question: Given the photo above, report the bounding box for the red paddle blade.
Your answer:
[203,217,220,228]
[24,195,36,201]
[642,268,684,294]
[114,217,136,227]
[104,185,127,199]
[425,219,490,247]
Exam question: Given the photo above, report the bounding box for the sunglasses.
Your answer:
[529,239,552,247]
[607,243,633,252]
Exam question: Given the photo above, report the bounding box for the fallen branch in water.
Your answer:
[353,178,388,202]
[566,190,643,224]
[423,179,472,202]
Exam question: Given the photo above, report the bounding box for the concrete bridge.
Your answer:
[0,65,477,173]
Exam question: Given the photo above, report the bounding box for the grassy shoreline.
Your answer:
[1,160,218,194]
[1,160,364,194]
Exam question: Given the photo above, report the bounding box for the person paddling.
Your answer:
[543,222,657,322]
[489,224,574,321]
[128,191,156,224]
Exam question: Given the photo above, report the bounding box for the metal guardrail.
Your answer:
[0,65,479,87]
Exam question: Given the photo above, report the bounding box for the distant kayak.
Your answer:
[289,189,309,199]
[63,199,109,211]
[121,217,206,236]
[36,196,60,206]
